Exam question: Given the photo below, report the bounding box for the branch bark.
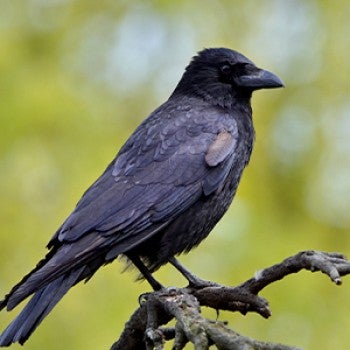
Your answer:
[110,251,350,350]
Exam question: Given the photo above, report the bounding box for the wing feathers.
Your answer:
[55,109,238,244]
[205,131,237,167]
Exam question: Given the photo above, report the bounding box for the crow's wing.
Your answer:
[51,105,239,248]
[2,105,240,311]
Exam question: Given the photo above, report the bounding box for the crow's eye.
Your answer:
[220,64,231,75]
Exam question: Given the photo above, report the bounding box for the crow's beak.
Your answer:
[235,68,284,90]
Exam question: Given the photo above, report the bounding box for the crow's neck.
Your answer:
[172,79,252,110]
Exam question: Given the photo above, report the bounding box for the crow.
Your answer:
[0,47,283,346]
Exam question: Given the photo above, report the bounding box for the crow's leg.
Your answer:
[168,257,218,289]
[129,255,164,291]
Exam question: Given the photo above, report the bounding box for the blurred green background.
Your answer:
[1,1,350,349]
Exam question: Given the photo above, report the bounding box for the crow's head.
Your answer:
[172,48,283,106]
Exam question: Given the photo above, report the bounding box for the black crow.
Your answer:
[0,47,283,346]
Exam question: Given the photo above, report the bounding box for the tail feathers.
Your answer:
[0,267,84,347]
[0,248,58,314]
[3,234,110,312]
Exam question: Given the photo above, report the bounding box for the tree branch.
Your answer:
[110,251,350,349]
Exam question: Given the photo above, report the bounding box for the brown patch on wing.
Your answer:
[205,131,236,167]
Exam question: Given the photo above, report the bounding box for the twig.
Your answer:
[110,251,350,349]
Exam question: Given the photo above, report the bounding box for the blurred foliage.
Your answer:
[0,0,350,349]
